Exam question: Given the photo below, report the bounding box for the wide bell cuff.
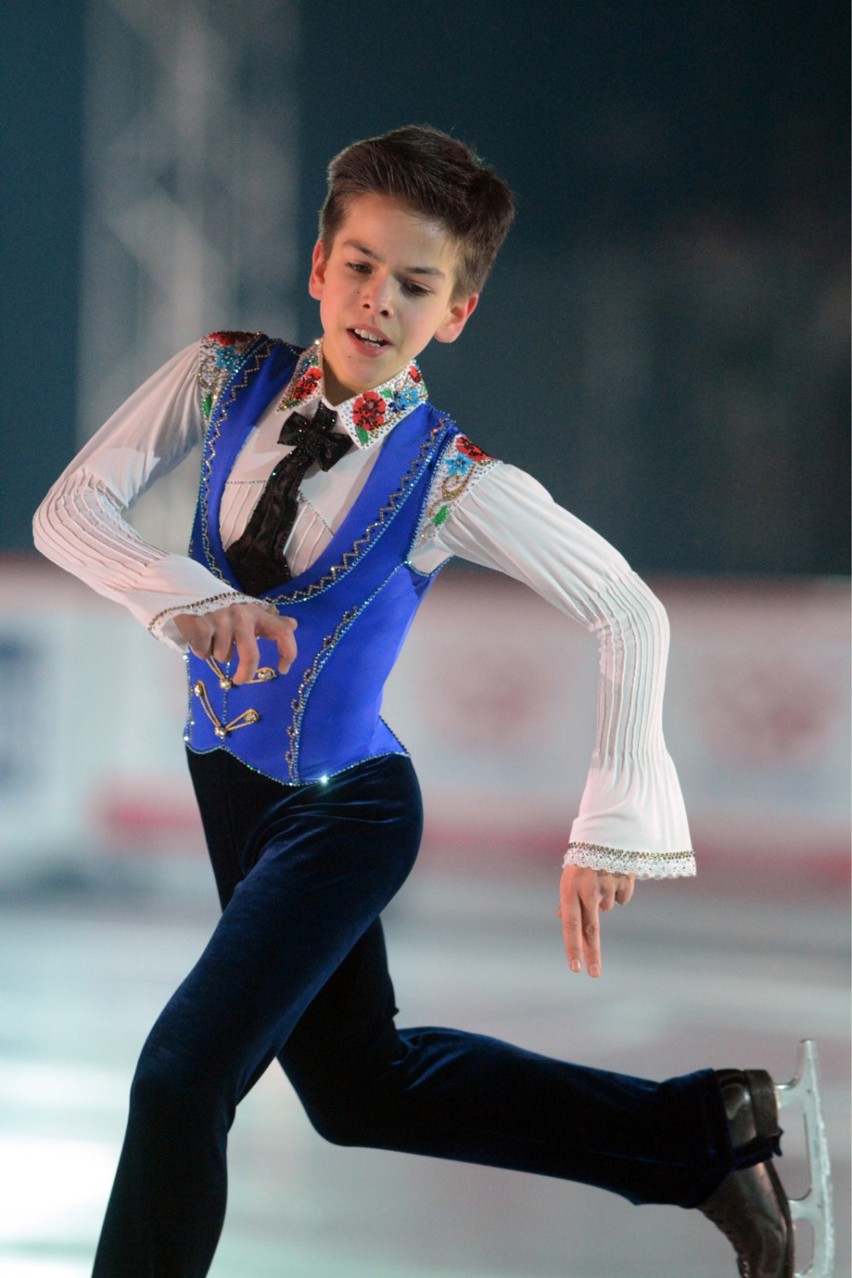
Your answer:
[565,745,696,879]
[146,587,263,652]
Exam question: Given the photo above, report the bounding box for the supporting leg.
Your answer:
[92,753,425,1277]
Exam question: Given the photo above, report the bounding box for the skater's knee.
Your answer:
[299,1075,404,1147]
[302,1094,379,1146]
[130,1052,186,1116]
[129,1040,215,1127]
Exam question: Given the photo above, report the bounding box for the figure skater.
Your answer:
[35,125,830,1278]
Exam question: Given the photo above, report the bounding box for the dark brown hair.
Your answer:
[320,125,515,298]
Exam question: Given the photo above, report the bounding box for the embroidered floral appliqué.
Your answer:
[352,390,387,440]
[291,366,322,403]
[342,364,429,446]
[419,434,498,539]
[388,386,421,414]
[198,331,261,420]
[277,344,429,447]
[279,346,323,410]
[277,342,429,447]
[456,437,493,464]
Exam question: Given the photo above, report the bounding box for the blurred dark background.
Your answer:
[3,0,849,573]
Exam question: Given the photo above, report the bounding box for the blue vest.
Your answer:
[184,336,457,784]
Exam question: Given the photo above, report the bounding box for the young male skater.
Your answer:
[35,125,814,1277]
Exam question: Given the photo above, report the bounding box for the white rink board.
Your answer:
[0,560,848,877]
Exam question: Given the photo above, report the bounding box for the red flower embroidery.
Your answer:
[408,364,422,383]
[456,436,493,464]
[210,330,254,346]
[353,390,387,433]
[292,367,322,401]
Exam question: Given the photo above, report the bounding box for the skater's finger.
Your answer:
[558,866,583,973]
[174,612,215,660]
[558,865,602,978]
[560,901,583,974]
[256,611,298,674]
[230,608,263,684]
[614,874,635,905]
[580,890,602,977]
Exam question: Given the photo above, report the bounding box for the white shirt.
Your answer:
[33,337,695,878]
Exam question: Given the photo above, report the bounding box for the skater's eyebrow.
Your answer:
[341,239,448,280]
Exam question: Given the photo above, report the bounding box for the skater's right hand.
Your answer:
[175,603,298,684]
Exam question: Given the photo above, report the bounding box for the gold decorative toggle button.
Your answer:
[205,656,276,687]
[192,680,261,738]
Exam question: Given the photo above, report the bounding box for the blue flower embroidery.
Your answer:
[444,453,474,478]
[388,386,421,414]
[214,344,244,373]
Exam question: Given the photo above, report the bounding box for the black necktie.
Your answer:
[226,402,353,595]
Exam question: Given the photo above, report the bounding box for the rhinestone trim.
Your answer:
[148,591,256,637]
[283,568,403,782]
[183,742,410,786]
[264,419,450,607]
[415,432,500,549]
[196,333,291,583]
[563,842,697,880]
[277,340,429,449]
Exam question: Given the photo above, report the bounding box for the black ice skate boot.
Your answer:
[699,1041,833,1278]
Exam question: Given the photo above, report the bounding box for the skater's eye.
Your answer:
[400,279,430,298]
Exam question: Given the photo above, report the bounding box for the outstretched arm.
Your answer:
[33,341,262,648]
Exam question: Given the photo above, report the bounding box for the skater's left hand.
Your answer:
[557,866,635,978]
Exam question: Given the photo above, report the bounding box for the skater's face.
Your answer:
[309,193,478,405]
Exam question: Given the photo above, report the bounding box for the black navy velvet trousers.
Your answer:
[92,750,737,1277]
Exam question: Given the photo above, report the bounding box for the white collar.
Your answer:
[277,339,429,449]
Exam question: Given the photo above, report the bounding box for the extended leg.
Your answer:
[279,919,737,1209]
[698,1041,833,1278]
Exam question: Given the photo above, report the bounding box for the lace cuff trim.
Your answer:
[147,592,262,640]
[563,841,697,880]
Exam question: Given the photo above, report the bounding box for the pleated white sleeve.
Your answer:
[32,342,258,651]
[429,461,696,878]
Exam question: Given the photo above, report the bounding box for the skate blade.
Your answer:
[775,1040,834,1278]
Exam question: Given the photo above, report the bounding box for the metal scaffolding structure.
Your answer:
[77,0,299,548]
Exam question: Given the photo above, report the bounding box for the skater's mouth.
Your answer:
[348,327,391,351]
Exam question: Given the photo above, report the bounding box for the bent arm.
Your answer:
[33,342,256,650]
[427,461,695,879]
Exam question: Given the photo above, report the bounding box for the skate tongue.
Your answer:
[734,1131,784,1165]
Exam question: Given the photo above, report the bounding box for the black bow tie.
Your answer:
[277,401,353,470]
[225,402,353,595]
